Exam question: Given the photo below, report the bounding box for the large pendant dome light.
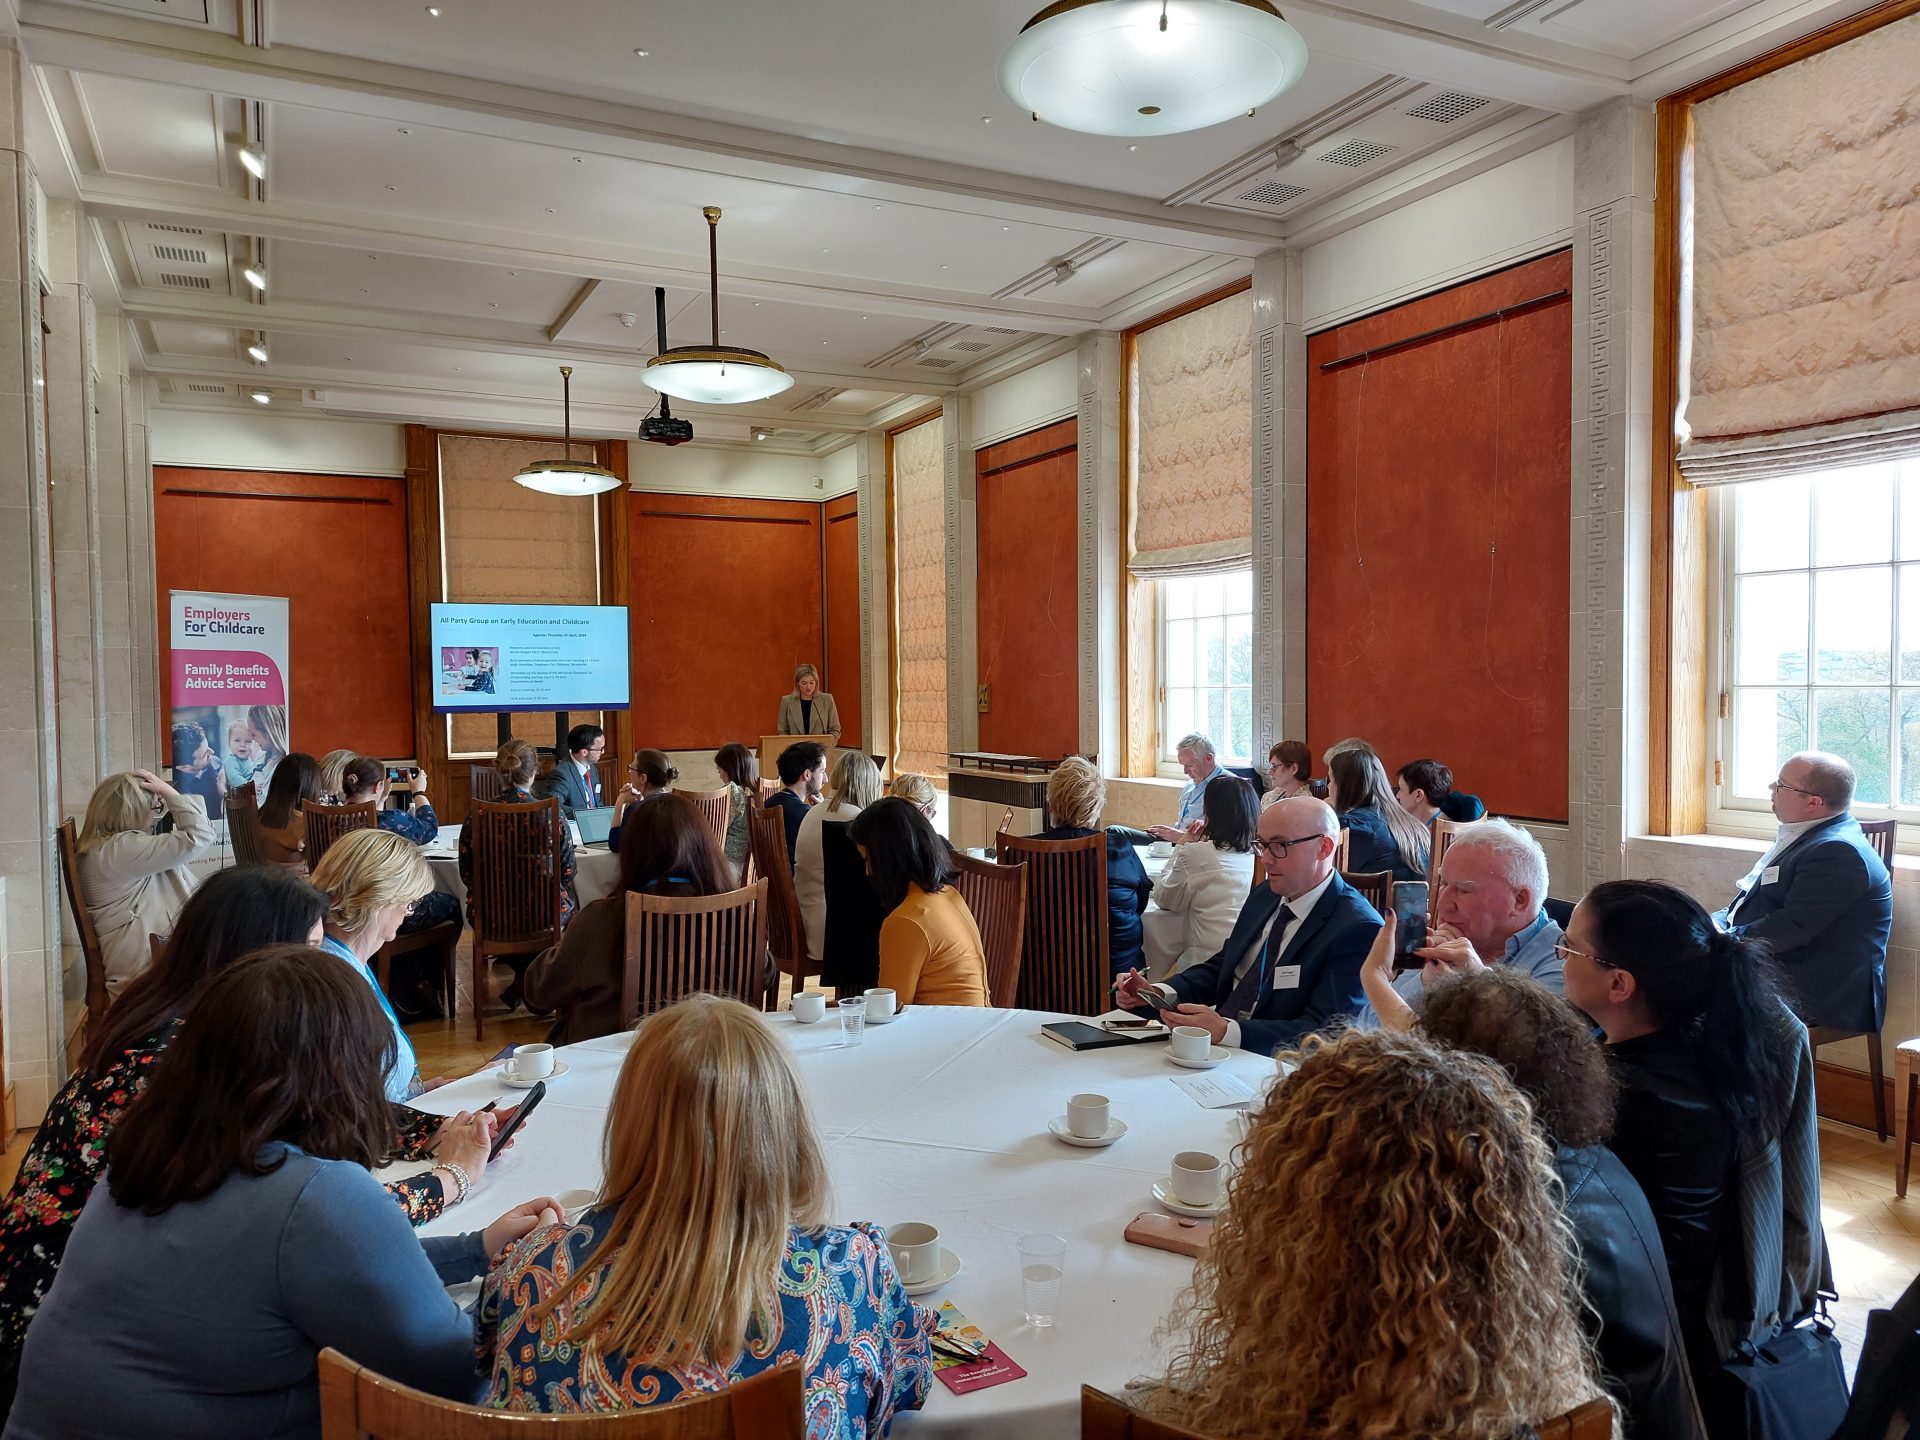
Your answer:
[640,206,793,405]
[998,0,1309,137]
[512,366,624,496]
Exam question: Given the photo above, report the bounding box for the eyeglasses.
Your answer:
[1553,939,1617,969]
[1253,833,1325,861]
[1767,779,1822,799]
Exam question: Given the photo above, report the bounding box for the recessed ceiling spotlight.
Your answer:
[397,127,411,135]
[1128,144,1139,151]
[238,144,267,180]
[425,5,441,15]
[940,264,950,270]
[752,426,771,441]
[873,204,883,211]
[249,388,271,404]
[242,260,267,290]
[752,301,760,307]
[633,47,650,57]
[982,116,993,124]
[544,207,556,214]
[488,301,499,308]
[1002,225,1011,231]
[573,156,585,163]
[245,337,269,364]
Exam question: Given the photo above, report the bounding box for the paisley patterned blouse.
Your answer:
[0,1023,450,1353]
[477,1217,934,1437]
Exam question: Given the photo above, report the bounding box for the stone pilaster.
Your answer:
[942,395,978,753]
[1250,248,1307,752]
[1075,331,1122,766]
[853,427,892,762]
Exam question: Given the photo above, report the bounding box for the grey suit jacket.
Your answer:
[533,759,603,817]
[776,691,841,739]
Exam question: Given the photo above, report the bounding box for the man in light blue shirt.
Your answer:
[1149,732,1231,841]
[1357,816,1564,1026]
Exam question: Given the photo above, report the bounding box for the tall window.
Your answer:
[1722,458,1920,817]
[1159,570,1252,767]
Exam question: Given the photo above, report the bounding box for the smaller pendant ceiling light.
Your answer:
[512,366,624,496]
[999,0,1308,137]
[640,206,793,404]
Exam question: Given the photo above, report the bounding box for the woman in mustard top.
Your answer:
[847,799,988,1007]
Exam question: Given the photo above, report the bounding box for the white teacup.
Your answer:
[864,987,898,1021]
[1066,1092,1111,1140]
[1172,1150,1223,1207]
[1169,1025,1212,1062]
[791,990,827,1024]
[506,1043,555,1083]
[1150,840,1175,859]
[886,1221,942,1284]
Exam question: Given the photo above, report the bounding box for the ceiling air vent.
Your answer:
[185,383,227,394]
[1405,91,1489,124]
[152,244,208,264]
[949,340,992,353]
[1238,180,1308,208]
[158,272,213,289]
[1318,139,1396,169]
[917,357,956,369]
[981,326,1020,335]
[147,222,205,235]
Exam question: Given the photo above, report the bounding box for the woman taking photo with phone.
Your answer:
[73,768,216,997]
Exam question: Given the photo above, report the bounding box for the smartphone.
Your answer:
[1141,986,1180,1012]
[1124,1212,1213,1257]
[487,1080,546,1160]
[1390,881,1430,972]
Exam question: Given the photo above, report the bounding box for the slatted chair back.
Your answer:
[747,803,810,992]
[1339,868,1393,921]
[677,786,734,855]
[318,1348,803,1438]
[820,820,883,993]
[995,831,1107,1015]
[597,759,624,806]
[619,882,770,1024]
[1535,1399,1615,1440]
[302,800,378,872]
[1333,827,1350,873]
[469,765,506,803]
[226,781,265,865]
[56,819,111,1027]
[951,851,1029,1007]
[466,797,567,1039]
[1427,813,1468,892]
[1858,817,1897,868]
[1080,1385,1217,1438]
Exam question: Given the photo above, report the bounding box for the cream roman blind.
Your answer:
[1130,292,1253,574]
[1679,11,1920,484]
[891,417,947,777]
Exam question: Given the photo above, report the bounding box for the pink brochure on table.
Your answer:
[931,1301,1027,1394]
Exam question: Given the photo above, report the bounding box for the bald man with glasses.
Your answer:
[1115,795,1382,1056]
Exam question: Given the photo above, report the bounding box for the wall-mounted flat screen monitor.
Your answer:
[429,603,630,714]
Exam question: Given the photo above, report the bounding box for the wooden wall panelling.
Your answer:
[823,491,863,749]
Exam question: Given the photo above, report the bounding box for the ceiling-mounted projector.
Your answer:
[639,284,693,446]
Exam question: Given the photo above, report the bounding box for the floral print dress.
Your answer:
[0,1025,451,1354]
[477,1217,934,1438]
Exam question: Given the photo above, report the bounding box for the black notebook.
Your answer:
[1042,1020,1165,1051]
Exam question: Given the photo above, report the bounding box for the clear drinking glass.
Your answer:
[837,995,867,1046]
[1017,1233,1066,1327]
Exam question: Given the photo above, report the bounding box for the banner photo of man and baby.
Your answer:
[167,590,291,829]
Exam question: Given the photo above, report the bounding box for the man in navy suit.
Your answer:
[1116,794,1382,1056]
[534,723,608,818]
[1714,751,1891,1033]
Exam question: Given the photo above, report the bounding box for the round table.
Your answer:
[418,823,623,907]
[396,1006,1277,1439]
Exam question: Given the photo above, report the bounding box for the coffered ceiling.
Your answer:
[10,0,1874,455]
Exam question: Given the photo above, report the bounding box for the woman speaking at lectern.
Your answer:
[775,664,841,744]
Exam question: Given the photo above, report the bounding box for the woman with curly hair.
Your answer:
[1138,1027,1612,1440]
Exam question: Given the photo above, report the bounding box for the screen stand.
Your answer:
[496,712,511,746]
[554,711,567,754]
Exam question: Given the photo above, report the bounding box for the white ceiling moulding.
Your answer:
[17,5,1289,255]
[992,238,1128,301]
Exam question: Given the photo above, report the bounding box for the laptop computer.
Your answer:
[573,806,615,846]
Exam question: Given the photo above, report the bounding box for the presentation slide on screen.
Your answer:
[429,603,630,714]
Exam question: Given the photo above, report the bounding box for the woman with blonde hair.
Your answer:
[478,994,933,1428]
[796,749,882,966]
[888,771,938,821]
[775,663,842,743]
[316,748,358,804]
[459,739,577,1009]
[75,769,216,996]
[1041,756,1152,976]
[1326,746,1428,882]
[1140,1027,1611,1439]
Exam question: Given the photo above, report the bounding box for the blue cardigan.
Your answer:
[6,1145,488,1440]
[1040,825,1153,976]
[1339,803,1424,883]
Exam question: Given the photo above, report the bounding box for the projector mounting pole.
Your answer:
[654,287,674,422]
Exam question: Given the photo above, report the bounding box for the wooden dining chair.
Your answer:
[1333,827,1350,873]
[1080,1386,1216,1438]
[1857,816,1898,867]
[226,781,265,866]
[677,786,734,855]
[995,831,1108,1015]
[318,1348,802,1438]
[747,804,811,997]
[469,765,506,803]
[619,881,771,1024]
[597,759,625,805]
[465,796,567,1040]
[1426,813,1467,892]
[1534,1398,1615,1439]
[55,818,111,1029]
[1339,868,1392,921]
[951,851,1029,1007]
[301,799,378,872]
[1801,817,1896,1139]
[1897,1034,1919,1197]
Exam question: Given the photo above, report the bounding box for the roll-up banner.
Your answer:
[167,591,290,827]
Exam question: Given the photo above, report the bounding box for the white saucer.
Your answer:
[865,1008,903,1025]
[901,1247,962,1296]
[1048,1115,1128,1148]
[497,1061,568,1088]
[1167,1046,1230,1070]
[1152,1181,1220,1218]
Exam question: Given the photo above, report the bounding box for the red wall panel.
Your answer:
[153,467,415,758]
[628,494,823,750]
[823,493,862,749]
[976,420,1079,758]
[1306,251,1571,822]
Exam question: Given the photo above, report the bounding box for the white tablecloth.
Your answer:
[420,823,622,907]
[395,1006,1278,1439]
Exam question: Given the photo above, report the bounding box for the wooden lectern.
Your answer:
[759,734,841,783]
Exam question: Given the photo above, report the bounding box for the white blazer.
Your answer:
[795,798,865,963]
[1140,842,1257,979]
[78,793,217,995]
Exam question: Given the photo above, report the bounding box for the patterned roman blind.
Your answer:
[891,418,947,777]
